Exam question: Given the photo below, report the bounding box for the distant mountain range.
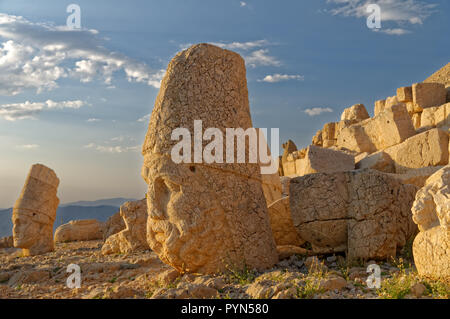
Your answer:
[60,197,138,207]
[0,198,138,238]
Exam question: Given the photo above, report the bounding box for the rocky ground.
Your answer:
[0,240,448,299]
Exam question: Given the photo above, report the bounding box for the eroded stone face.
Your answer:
[12,164,59,256]
[143,155,233,273]
[412,165,450,280]
[141,43,278,274]
[102,199,148,255]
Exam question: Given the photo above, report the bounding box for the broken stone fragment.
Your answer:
[102,199,148,255]
[289,169,417,260]
[54,219,104,243]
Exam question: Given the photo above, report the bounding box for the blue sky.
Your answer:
[0,0,448,207]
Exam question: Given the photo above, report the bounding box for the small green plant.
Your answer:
[219,292,232,299]
[109,277,117,283]
[165,277,181,289]
[377,273,413,299]
[296,278,324,299]
[422,280,450,299]
[336,257,350,281]
[224,263,257,286]
[390,257,410,272]
[269,270,286,283]
[308,257,328,279]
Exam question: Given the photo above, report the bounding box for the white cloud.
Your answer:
[110,136,125,142]
[45,99,86,109]
[304,107,333,116]
[210,40,269,51]
[0,99,88,121]
[137,113,151,122]
[258,74,304,83]
[87,118,100,122]
[84,143,139,154]
[378,28,411,35]
[244,49,281,68]
[16,144,39,149]
[0,13,165,95]
[240,2,247,7]
[326,0,438,35]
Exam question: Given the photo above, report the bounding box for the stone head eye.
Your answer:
[189,166,196,173]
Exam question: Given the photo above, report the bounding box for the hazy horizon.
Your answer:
[0,0,449,208]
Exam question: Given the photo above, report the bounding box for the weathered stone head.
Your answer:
[412,165,449,280]
[141,43,278,274]
[12,164,59,256]
[102,199,148,255]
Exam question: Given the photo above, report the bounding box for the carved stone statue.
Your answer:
[141,43,278,274]
[12,164,59,256]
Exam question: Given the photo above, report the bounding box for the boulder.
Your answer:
[383,128,449,173]
[447,86,450,103]
[312,129,323,146]
[267,197,304,246]
[280,176,291,196]
[103,211,126,241]
[355,150,395,173]
[420,102,450,131]
[340,104,370,123]
[54,219,105,243]
[424,62,450,87]
[259,129,283,206]
[281,140,297,173]
[141,43,278,274]
[411,112,422,130]
[261,172,283,206]
[12,164,59,256]
[374,99,386,116]
[412,82,447,109]
[385,166,444,188]
[337,104,415,154]
[277,245,311,260]
[102,199,148,255]
[295,145,354,176]
[412,166,450,280]
[321,122,339,148]
[290,169,418,260]
[282,160,297,177]
[384,96,401,110]
[397,86,413,103]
